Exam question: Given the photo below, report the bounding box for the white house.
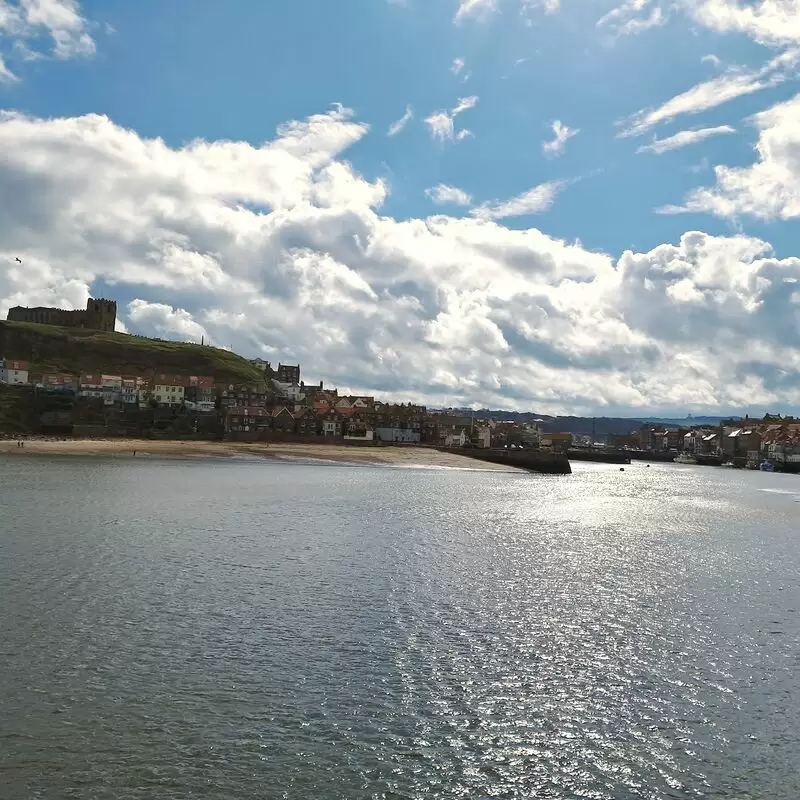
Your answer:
[473,426,492,449]
[79,374,104,399]
[445,428,468,448]
[323,418,342,437]
[375,426,421,443]
[101,375,122,405]
[275,381,305,403]
[0,359,29,385]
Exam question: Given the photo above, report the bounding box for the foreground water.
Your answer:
[1,457,799,799]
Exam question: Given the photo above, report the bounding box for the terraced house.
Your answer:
[0,359,29,385]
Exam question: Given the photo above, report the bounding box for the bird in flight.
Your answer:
[14,257,22,263]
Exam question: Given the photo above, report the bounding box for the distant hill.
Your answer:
[439,408,647,436]
[536,416,646,436]
[0,321,266,385]
[639,416,741,427]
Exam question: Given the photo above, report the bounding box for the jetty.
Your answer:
[446,447,571,475]
[567,448,630,465]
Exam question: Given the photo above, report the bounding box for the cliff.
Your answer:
[0,321,266,385]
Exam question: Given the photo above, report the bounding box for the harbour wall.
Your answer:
[443,447,571,475]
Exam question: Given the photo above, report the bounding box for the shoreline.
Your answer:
[0,438,523,472]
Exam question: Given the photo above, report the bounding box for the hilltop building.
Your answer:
[6,298,117,332]
[276,363,300,384]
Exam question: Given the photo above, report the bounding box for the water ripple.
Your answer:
[0,459,799,798]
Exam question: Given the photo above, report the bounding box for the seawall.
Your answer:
[442,447,571,475]
[567,449,630,465]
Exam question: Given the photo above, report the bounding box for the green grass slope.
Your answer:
[0,321,266,384]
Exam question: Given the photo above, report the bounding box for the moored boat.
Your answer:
[674,452,697,465]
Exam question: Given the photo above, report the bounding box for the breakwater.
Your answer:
[567,449,630,465]
[446,448,571,475]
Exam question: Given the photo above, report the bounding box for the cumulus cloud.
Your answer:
[425,184,473,206]
[542,120,579,157]
[636,124,736,154]
[424,95,478,142]
[3,106,800,414]
[387,105,413,137]
[127,300,211,344]
[689,0,800,47]
[618,52,796,137]
[0,0,95,69]
[660,93,800,219]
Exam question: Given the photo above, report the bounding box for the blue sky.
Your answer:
[2,0,800,416]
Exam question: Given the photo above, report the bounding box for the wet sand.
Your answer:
[0,438,521,471]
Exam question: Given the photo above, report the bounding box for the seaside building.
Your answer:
[0,359,29,385]
[153,375,187,406]
[79,374,104,400]
[39,373,78,393]
[276,363,300,384]
[185,376,216,411]
[226,406,270,437]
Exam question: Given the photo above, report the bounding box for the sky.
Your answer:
[2,0,800,416]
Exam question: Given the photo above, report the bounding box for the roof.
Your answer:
[2,359,29,370]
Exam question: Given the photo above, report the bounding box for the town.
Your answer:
[2,354,800,470]
[1,299,799,470]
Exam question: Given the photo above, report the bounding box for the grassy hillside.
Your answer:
[0,321,267,384]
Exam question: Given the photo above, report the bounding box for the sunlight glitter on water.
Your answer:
[0,457,799,798]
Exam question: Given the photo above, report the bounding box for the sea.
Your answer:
[1,456,799,799]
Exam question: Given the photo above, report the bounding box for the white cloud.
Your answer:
[660,93,800,219]
[451,57,465,75]
[425,184,473,206]
[0,53,18,82]
[636,124,736,154]
[689,0,800,47]
[452,95,479,115]
[127,300,211,344]
[3,106,800,414]
[454,0,497,22]
[424,110,455,141]
[542,120,579,157]
[618,52,796,137]
[387,105,413,137]
[425,95,478,142]
[598,0,666,36]
[471,179,569,219]
[702,53,722,67]
[0,0,95,66]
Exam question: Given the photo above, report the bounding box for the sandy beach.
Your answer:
[0,438,521,471]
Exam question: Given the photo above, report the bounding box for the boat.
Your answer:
[759,460,775,472]
[721,461,736,468]
[674,452,697,465]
